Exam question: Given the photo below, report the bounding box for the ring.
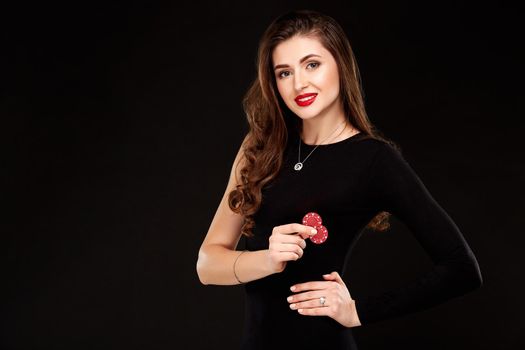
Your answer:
[319,296,326,306]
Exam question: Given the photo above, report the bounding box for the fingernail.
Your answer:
[311,229,317,234]
[287,296,293,302]
[290,286,296,291]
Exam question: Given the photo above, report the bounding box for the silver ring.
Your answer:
[319,296,326,306]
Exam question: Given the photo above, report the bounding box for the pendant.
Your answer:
[294,162,303,171]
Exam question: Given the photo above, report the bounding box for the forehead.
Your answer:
[272,35,329,64]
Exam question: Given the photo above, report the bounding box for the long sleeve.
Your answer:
[354,142,483,325]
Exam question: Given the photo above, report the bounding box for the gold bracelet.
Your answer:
[233,250,248,284]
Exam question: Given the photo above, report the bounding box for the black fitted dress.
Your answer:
[239,128,482,350]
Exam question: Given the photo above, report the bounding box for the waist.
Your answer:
[242,286,358,349]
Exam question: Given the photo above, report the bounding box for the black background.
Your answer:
[3,1,524,349]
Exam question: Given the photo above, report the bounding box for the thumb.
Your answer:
[323,271,344,285]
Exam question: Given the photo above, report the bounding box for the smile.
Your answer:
[295,93,317,107]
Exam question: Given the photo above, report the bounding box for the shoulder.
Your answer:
[355,135,404,162]
[353,136,411,180]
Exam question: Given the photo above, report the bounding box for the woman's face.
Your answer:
[272,35,341,121]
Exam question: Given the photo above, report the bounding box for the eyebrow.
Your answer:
[273,54,322,71]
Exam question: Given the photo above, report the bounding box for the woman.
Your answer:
[196,9,482,349]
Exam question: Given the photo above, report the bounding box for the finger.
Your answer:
[290,295,330,310]
[324,271,345,285]
[275,242,303,256]
[287,290,327,304]
[274,251,302,261]
[280,242,306,251]
[290,281,332,292]
[278,235,307,249]
[297,307,329,316]
[285,223,317,239]
[323,272,352,299]
[270,234,306,250]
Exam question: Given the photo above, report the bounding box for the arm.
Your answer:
[197,246,275,285]
[196,135,276,285]
[354,142,483,324]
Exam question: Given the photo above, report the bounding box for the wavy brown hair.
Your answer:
[228,9,400,238]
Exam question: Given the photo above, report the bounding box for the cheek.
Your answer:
[315,66,339,93]
[324,80,340,100]
[276,81,292,101]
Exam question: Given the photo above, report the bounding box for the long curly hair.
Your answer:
[229,9,400,238]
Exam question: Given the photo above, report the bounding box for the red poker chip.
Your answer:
[302,212,328,244]
[302,212,322,227]
[310,225,328,244]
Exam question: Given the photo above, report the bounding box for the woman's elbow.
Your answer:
[468,264,483,290]
[196,263,208,285]
[196,249,211,285]
[458,259,483,293]
[452,247,483,292]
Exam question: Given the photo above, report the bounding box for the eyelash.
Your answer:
[277,62,320,79]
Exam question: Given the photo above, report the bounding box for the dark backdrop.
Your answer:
[3,1,524,349]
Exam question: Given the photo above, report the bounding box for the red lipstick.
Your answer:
[294,93,317,107]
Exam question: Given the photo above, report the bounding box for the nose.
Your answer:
[294,70,308,91]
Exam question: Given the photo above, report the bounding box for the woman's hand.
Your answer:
[287,271,362,328]
[266,223,318,273]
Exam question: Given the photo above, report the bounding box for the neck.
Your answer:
[301,117,348,145]
[300,99,351,145]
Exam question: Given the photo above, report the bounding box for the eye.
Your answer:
[307,61,320,69]
[276,62,320,80]
[277,70,291,79]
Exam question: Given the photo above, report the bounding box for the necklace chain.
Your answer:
[294,120,348,171]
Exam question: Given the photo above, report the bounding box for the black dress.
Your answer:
[240,129,482,349]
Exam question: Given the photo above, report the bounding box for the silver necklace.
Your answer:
[294,120,347,171]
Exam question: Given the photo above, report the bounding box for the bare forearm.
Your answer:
[197,245,275,285]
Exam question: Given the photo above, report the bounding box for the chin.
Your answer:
[296,109,321,120]
[289,104,323,119]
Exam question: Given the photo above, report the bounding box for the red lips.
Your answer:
[302,212,328,244]
[295,93,317,107]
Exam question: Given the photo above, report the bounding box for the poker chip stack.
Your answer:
[302,212,328,244]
